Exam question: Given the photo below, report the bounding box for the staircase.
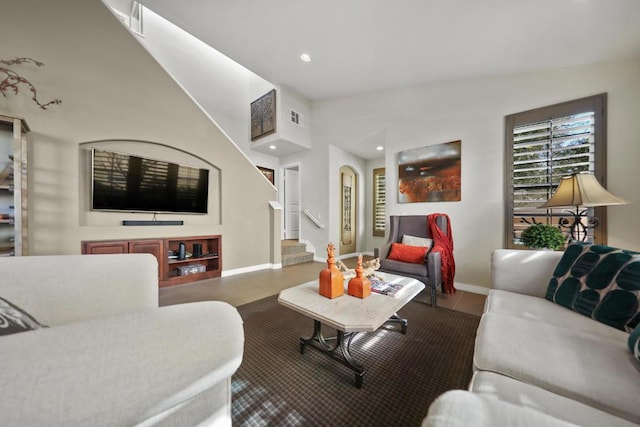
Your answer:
[281,240,314,266]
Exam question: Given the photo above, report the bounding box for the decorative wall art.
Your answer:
[257,166,275,184]
[250,89,276,141]
[398,140,461,203]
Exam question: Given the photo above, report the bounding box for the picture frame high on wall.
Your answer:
[250,89,276,141]
[257,166,275,185]
[398,140,462,203]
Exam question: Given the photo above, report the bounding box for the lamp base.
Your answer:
[558,208,598,242]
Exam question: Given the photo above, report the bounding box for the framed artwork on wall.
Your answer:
[398,140,461,203]
[250,89,276,141]
[257,166,275,185]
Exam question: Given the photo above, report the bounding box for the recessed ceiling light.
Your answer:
[269,145,277,150]
[376,146,384,151]
[300,53,311,62]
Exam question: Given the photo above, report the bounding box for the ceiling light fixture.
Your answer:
[269,145,276,150]
[376,146,384,151]
[300,53,311,62]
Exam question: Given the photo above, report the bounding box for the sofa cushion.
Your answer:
[0,301,243,426]
[484,290,628,340]
[629,324,640,362]
[388,243,428,264]
[0,297,44,335]
[474,312,640,423]
[423,390,578,427]
[380,258,428,277]
[401,234,433,249]
[546,243,640,331]
[470,371,639,427]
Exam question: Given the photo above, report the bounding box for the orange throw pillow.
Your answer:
[387,243,428,264]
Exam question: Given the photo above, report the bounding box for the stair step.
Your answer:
[282,251,314,267]
[281,241,307,255]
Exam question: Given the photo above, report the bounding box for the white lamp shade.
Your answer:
[540,173,627,208]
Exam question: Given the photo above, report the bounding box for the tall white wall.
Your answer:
[137,7,280,175]
[312,57,640,289]
[0,0,277,273]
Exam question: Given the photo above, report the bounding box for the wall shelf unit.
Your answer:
[0,114,29,257]
[82,235,221,287]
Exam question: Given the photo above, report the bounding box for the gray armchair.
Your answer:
[374,215,448,307]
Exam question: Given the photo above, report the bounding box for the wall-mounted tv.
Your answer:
[91,148,209,214]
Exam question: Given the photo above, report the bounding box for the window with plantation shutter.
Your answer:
[373,167,386,237]
[505,94,607,248]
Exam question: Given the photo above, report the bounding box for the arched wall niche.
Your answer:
[78,140,221,226]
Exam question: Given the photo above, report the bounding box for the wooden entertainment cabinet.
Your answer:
[82,235,221,287]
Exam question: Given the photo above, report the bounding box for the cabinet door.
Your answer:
[129,239,164,280]
[82,240,128,254]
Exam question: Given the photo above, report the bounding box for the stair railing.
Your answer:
[303,209,325,229]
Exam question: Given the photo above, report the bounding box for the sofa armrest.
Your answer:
[491,249,564,297]
[375,242,392,260]
[427,250,442,287]
[0,254,158,326]
[0,301,244,426]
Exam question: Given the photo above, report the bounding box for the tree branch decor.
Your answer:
[0,57,62,110]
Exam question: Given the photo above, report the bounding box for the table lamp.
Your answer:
[539,173,627,242]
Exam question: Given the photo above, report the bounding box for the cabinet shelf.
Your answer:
[0,114,28,256]
[168,255,219,265]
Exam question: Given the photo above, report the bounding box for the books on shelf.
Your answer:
[369,275,406,297]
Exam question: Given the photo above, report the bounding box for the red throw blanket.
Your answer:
[428,213,456,295]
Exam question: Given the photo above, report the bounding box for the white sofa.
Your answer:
[424,249,640,427]
[0,253,244,427]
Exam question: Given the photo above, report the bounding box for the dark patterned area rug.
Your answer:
[232,295,479,427]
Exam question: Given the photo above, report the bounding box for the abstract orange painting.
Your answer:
[398,140,461,203]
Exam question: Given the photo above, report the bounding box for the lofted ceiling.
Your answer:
[135,0,640,101]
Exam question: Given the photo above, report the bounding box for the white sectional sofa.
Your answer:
[0,253,244,427]
[424,247,640,427]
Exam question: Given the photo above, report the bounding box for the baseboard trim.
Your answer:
[455,282,490,295]
[221,263,273,277]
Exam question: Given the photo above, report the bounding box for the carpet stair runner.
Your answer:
[281,240,314,266]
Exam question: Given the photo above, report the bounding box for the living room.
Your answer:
[1,0,639,426]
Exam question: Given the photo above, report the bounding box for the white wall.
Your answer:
[138,7,280,173]
[0,0,277,273]
[311,57,640,289]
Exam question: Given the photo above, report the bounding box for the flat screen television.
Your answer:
[91,148,209,214]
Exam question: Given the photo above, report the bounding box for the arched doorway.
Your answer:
[339,165,357,255]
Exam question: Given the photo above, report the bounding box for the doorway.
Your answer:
[282,165,300,240]
[339,166,357,255]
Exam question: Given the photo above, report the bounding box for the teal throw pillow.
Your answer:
[546,243,640,331]
[629,324,640,362]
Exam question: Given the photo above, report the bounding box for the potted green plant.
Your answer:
[520,223,566,250]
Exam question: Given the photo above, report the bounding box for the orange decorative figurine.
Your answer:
[348,255,371,299]
[319,242,344,299]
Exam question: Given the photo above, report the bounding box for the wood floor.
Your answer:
[159,257,486,316]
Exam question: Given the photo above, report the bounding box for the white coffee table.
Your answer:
[277,272,424,388]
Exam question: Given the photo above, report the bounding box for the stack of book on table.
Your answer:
[368,276,406,297]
